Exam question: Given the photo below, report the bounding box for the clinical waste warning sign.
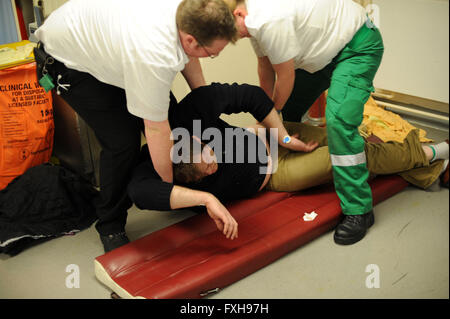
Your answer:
[0,62,54,190]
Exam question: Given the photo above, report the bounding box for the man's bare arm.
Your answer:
[260,108,319,153]
[144,119,173,183]
[257,56,276,99]
[181,57,206,90]
[170,186,238,240]
[271,58,295,111]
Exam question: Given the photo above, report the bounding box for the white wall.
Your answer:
[39,0,67,18]
[172,38,259,99]
[372,0,449,104]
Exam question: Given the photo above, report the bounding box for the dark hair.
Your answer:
[173,136,206,184]
[176,0,238,45]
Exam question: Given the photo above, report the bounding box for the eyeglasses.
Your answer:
[198,41,218,59]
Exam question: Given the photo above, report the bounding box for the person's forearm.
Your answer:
[169,185,211,210]
[261,108,319,153]
[144,119,173,183]
[272,73,295,111]
[181,57,206,90]
[170,185,239,240]
[272,59,295,111]
[257,57,275,98]
[260,108,289,143]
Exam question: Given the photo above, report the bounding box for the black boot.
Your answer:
[100,232,130,253]
[334,210,374,245]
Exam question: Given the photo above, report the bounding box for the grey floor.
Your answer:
[0,114,448,299]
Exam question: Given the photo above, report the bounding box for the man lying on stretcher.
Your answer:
[128,83,449,241]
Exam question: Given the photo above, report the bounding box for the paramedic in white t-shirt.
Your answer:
[224,0,385,245]
[34,0,239,252]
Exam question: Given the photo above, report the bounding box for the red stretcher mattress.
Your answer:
[94,175,408,299]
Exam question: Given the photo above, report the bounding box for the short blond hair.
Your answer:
[176,0,238,45]
[222,0,245,12]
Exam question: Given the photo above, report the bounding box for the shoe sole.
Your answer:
[334,231,366,245]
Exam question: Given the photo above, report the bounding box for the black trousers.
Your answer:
[36,46,143,236]
[281,63,335,122]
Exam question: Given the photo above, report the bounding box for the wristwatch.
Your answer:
[282,135,291,144]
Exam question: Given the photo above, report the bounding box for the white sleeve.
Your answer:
[122,61,175,122]
[254,17,301,65]
[250,37,265,57]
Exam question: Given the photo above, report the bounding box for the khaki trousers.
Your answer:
[266,122,444,192]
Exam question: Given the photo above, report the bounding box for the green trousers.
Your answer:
[282,21,384,215]
[266,123,444,194]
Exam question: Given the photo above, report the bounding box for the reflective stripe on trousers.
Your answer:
[330,152,367,167]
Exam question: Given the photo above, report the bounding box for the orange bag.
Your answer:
[0,62,54,190]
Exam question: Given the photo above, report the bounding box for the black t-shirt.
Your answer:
[128,83,274,210]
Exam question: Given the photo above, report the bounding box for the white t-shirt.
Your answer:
[246,0,367,73]
[35,0,189,121]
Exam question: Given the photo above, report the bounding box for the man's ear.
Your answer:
[179,30,200,51]
[233,7,247,18]
[185,33,200,49]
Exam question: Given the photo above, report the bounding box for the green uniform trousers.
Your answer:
[282,20,384,215]
[266,123,444,194]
